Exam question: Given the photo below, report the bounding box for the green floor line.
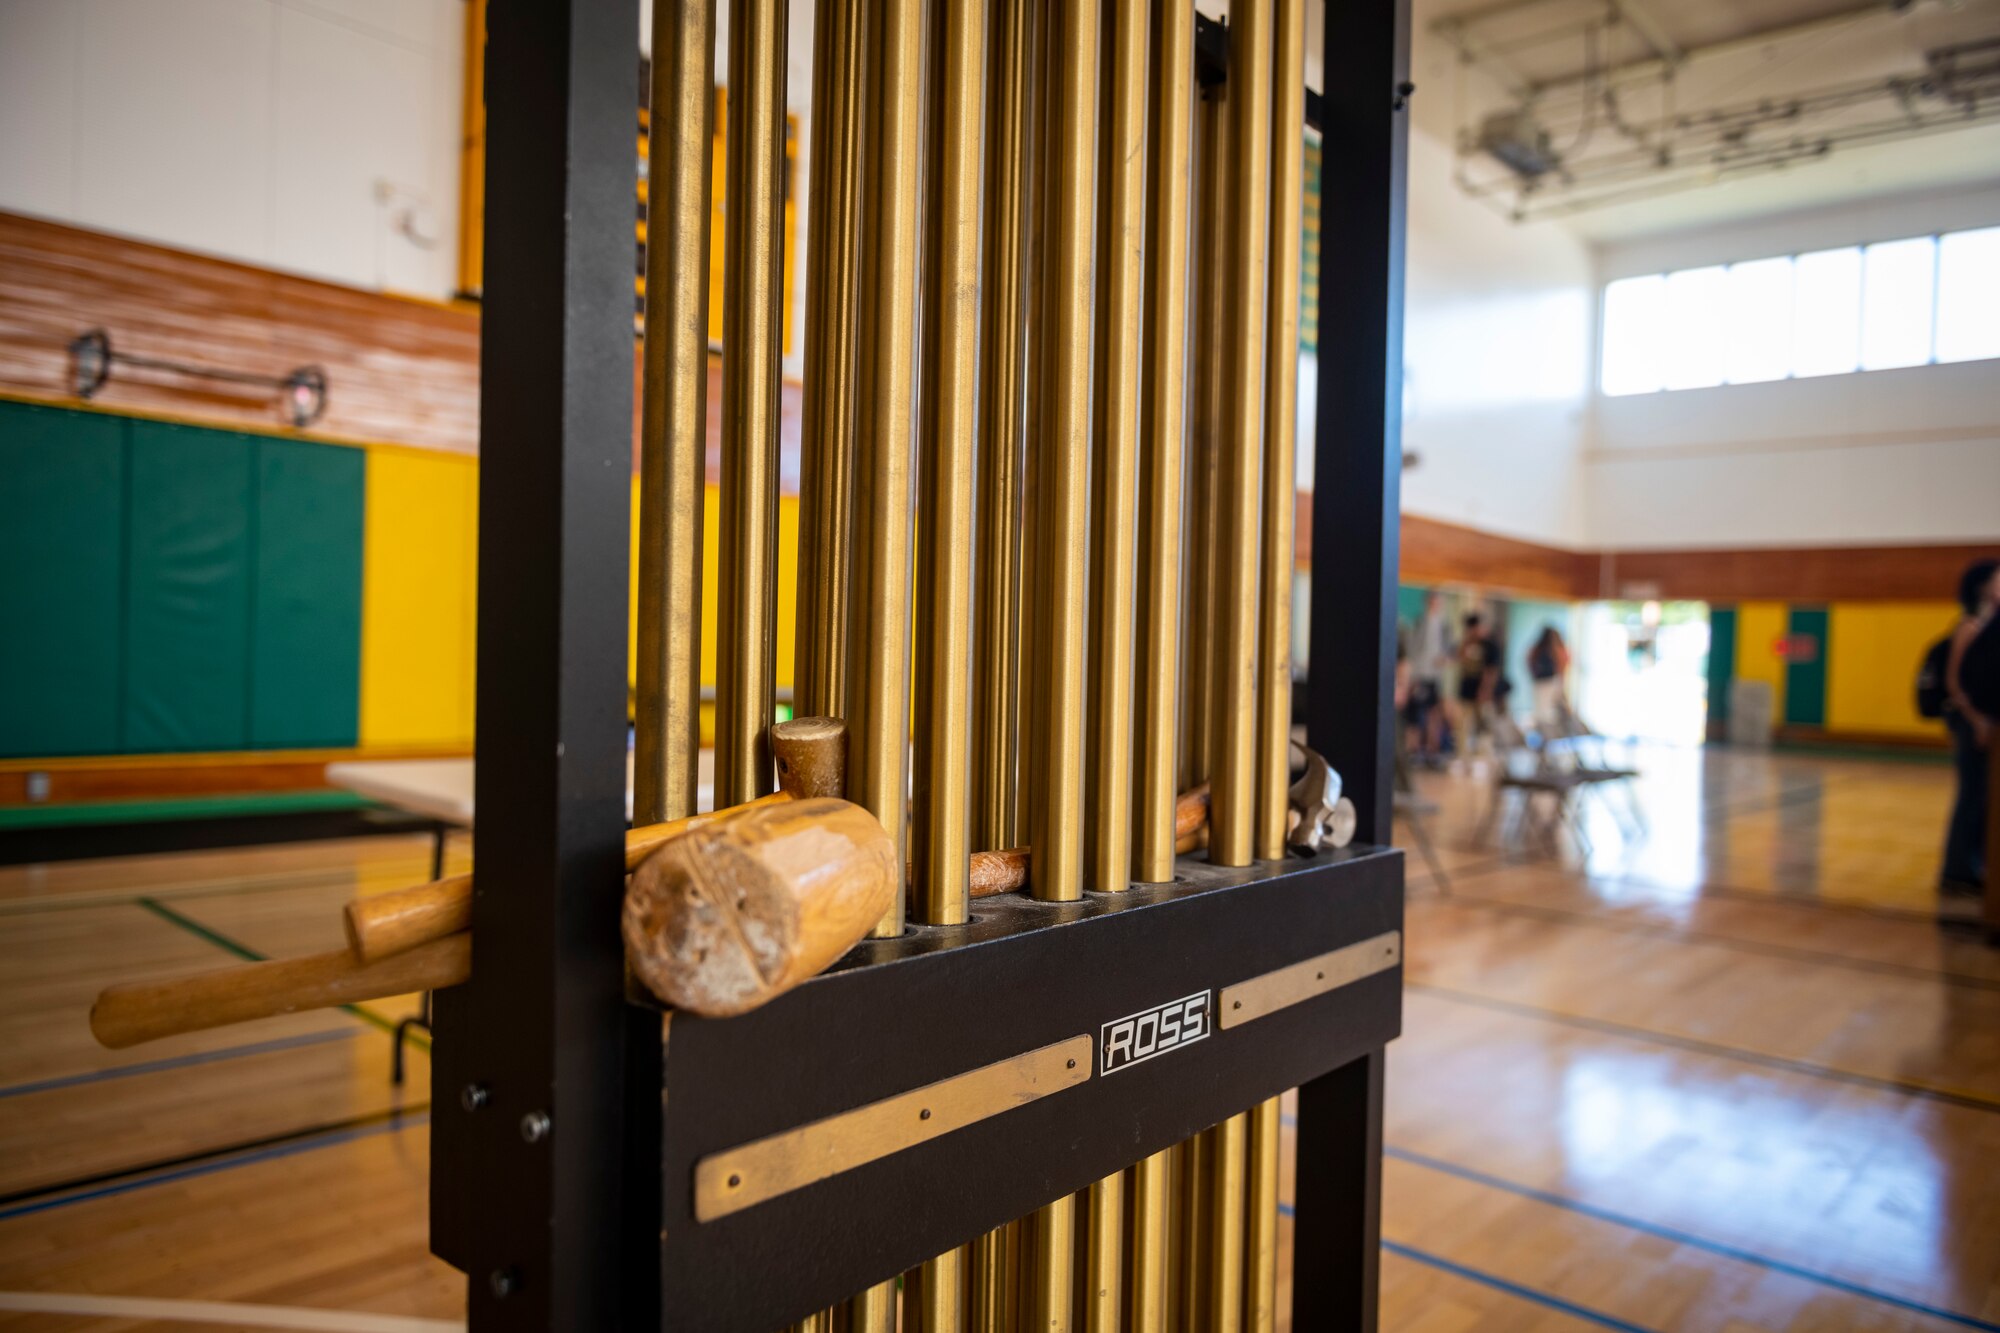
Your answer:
[135,898,428,1051]
[0,790,377,830]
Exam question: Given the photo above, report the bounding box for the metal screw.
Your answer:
[460,1083,490,1113]
[919,1108,932,1121]
[489,1267,519,1299]
[727,1173,742,1188]
[1066,1059,1077,1070]
[520,1110,551,1143]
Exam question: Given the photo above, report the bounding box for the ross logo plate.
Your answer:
[1100,990,1212,1075]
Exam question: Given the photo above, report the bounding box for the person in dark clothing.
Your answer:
[1527,625,1570,732]
[1456,613,1503,753]
[1941,557,2000,901]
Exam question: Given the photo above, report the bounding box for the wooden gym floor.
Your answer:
[1,744,1993,1331]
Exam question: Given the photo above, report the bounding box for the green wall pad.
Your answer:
[0,402,127,757]
[1707,606,1737,724]
[124,421,255,751]
[251,439,363,747]
[1784,606,1830,728]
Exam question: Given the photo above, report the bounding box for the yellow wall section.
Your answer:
[362,463,797,752]
[360,449,478,749]
[1733,601,1789,722]
[626,480,800,745]
[1826,602,1958,739]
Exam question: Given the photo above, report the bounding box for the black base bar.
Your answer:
[625,847,1400,1331]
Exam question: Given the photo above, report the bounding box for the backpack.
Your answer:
[1915,635,1952,719]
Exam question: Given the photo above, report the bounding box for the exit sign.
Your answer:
[1773,633,1819,664]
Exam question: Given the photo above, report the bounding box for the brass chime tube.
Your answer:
[1027,0,1099,907]
[1207,0,1272,868]
[1130,0,1194,882]
[1204,1112,1250,1332]
[842,1280,897,1333]
[912,0,986,929]
[972,0,1033,852]
[1028,1192,1077,1332]
[1128,1148,1172,1332]
[907,1245,967,1331]
[1082,1172,1126,1333]
[1084,0,1148,896]
[1244,1097,1282,1332]
[1255,0,1306,860]
[634,0,717,826]
[846,0,925,937]
[1177,87,1227,795]
[794,0,866,721]
[1015,0,1054,850]
[968,1222,1018,1329]
[715,0,790,807]
[1173,1130,1212,1331]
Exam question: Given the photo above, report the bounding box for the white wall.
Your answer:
[1585,183,2000,550]
[0,0,465,300]
[1397,126,1596,547]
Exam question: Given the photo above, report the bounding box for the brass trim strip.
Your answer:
[1218,931,1403,1030]
[694,1035,1093,1222]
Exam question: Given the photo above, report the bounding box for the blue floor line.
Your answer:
[0,1028,361,1100]
[1381,1239,1662,1332]
[0,1111,428,1222]
[1385,1146,2000,1332]
[1277,1202,1654,1329]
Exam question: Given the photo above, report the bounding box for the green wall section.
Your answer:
[1784,605,1830,727]
[125,421,255,750]
[0,402,126,755]
[0,401,364,759]
[251,440,364,746]
[1707,606,1737,724]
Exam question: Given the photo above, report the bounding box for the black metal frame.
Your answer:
[433,0,1410,1325]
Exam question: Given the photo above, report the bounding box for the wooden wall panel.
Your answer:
[1598,545,1995,604]
[0,211,806,480]
[0,211,480,453]
[1296,494,1990,606]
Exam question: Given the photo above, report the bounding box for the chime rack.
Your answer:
[430,0,1411,1327]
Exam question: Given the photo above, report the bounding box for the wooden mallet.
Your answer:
[91,795,894,1048]
[343,716,848,962]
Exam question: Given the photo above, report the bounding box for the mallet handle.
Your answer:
[90,934,471,1050]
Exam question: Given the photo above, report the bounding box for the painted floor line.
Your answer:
[1406,981,2000,1114]
[136,896,427,1049]
[0,1027,361,1100]
[1381,1238,1662,1332]
[1274,1202,1656,1331]
[1385,1145,2000,1333]
[0,1110,429,1222]
[0,1290,461,1332]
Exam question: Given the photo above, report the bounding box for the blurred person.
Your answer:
[1527,624,1571,733]
[1456,612,1503,756]
[1410,591,1451,765]
[1941,557,2000,905]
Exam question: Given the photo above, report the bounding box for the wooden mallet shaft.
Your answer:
[90,934,471,1051]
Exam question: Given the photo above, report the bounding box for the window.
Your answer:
[1937,226,2000,364]
[1599,225,2000,395]
[1792,247,1861,379]
[1860,236,1935,371]
[1723,256,1793,385]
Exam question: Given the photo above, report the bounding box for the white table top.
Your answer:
[326,752,717,827]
